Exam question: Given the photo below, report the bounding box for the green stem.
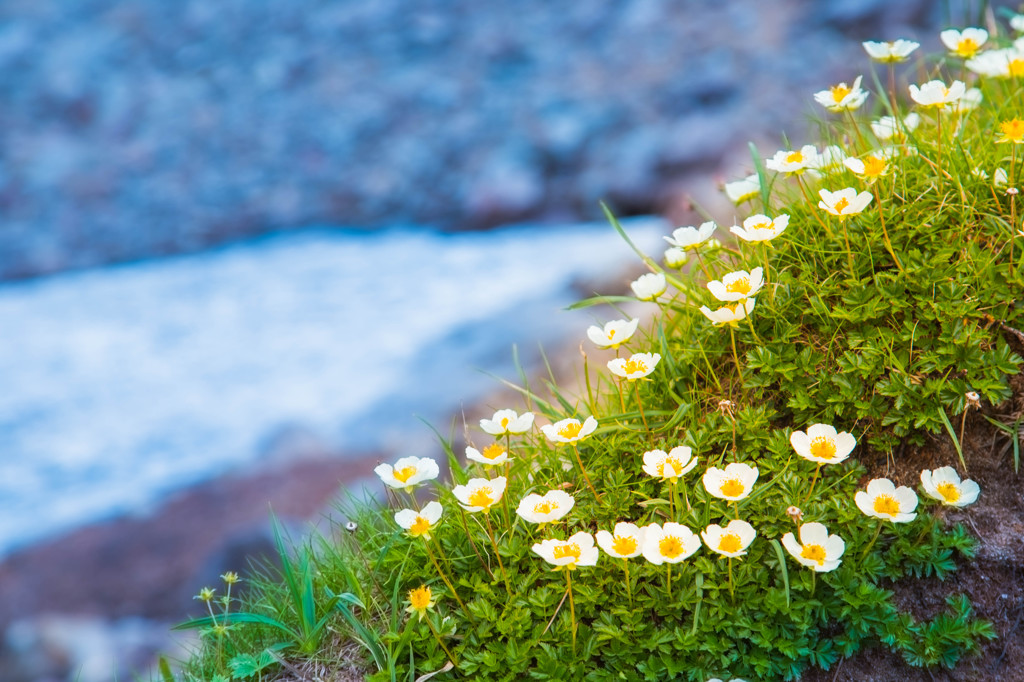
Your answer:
[804,464,822,504]
[624,560,633,607]
[860,521,884,561]
[727,557,735,604]
[570,442,602,502]
[425,614,459,667]
[633,381,651,438]
[483,512,511,596]
[424,540,471,620]
[566,570,577,653]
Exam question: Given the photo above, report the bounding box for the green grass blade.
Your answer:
[770,539,791,609]
[936,407,968,470]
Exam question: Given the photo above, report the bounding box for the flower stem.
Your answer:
[840,219,856,277]
[727,557,735,604]
[424,540,471,620]
[666,563,672,598]
[804,464,822,504]
[860,521,884,561]
[566,570,577,653]
[623,560,633,607]
[810,570,817,597]
[872,184,904,273]
[570,443,602,501]
[729,326,744,399]
[483,512,511,596]
[633,381,651,438]
[425,614,459,667]
[459,508,493,579]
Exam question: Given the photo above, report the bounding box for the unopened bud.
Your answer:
[345,521,358,532]
[786,506,803,524]
[965,391,981,409]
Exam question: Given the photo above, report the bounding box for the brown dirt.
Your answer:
[800,378,1024,682]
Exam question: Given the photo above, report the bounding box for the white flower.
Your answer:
[995,168,1009,188]
[642,522,701,564]
[516,489,575,524]
[781,522,845,572]
[871,113,920,141]
[966,48,1024,79]
[724,174,760,204]
[541,416,598,444]
[595,522,646,559]
[631,272,667,301]
[814,75,869,112]
[790,424,856,464]
[641,446,698,482]
[374,456,440,491]
[452,476,507,513]
[664,221,716,249]
[920,467,980,507]
[586,318,640,349]
[1013,14,1024,32]
[479,409,534,436]
[701,520,756,558]
[818,187,873,218]
[940,28,988,58]
[702,462,759,501]
[465,443,510,466]
[532,531,599,570]
[862,39,920,62]
[394,501,444,539]
[707,267,764,302]
[811,145,848,173]
[766,145,820,175]
[843,154,892,183]
[855,478,918,523]
[664,246,689,268]
[607,352,661,381]
[730,214,789,242]
[909,79,966,108]
[699,298,756,326]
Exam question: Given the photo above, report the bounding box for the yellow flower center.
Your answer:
[408,586,432,610]
[725,277,751,294]
[607,329,617,340]
[1009,59,1024,77]
[393,466,418,483]
[658,456,684,478]
[718,533,743,554]
[800,543,827,566]
[409,516,431,536]
[623,359,648,376]
[937,482,961,504]
[873,494,901,516]
[612,535,638,556]
[557,421,583,439]
[785,151,804,164]
[809,436,837,460]
[720,478,745,498]
[553,543,581,561]
[659,535,684,559]
[481,443,506,460]
[830,84,852,102]
[1000,119,1024,143]
[834,197,850,213]
[500,417,510,429]
[468,487,494,508]
[955,38,978,58]
[862,156,887,177]
[533,500,558,515]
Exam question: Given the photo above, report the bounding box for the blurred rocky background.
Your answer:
[0,0,943,281]
[0,0,1003,680]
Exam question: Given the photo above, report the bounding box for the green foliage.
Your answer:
[168,21,1024,682]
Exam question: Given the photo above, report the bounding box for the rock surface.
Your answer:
[0,0,943,279]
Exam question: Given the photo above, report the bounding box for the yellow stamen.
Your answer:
[834,197,850,213]
[800,543,827,565]
[725,277,751,294]
[1008,59,1024,77]
[955,38,978,58]
[718,533,743,554]
[936,482,961,504]
[612,535,638,556]
[557,421,583,439]
[862,156,887,177]
[873,494,901,516]
[408,586,432,610]
[830,84,852,103]
[607,329,617,340]
[408,516,431,536]
[553,543,581,561]
[623,359,648,376]
[393,466,418,483]
[468,487,494,508]
[720,478,745,498]
[809,436,837,460]
[481,443,506,460]
[785,151,804,164]
[532,500,558,515]
[659,535,684,559]
[500,417,509,429]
